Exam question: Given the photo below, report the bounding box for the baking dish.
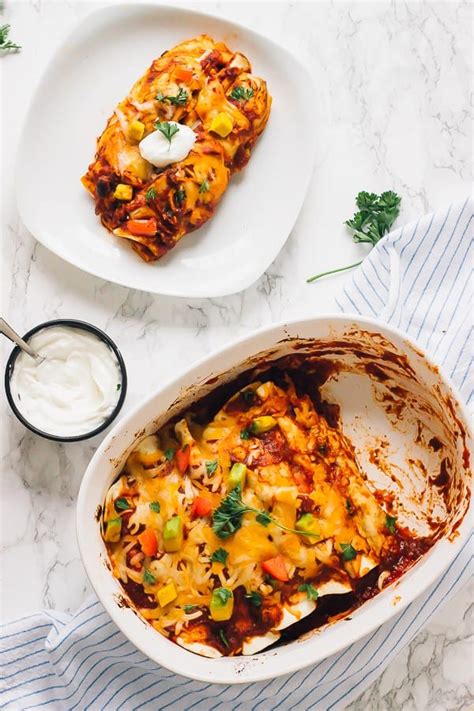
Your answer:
[76,315,472,684]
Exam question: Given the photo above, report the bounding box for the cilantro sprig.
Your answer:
[0,24,21,52]
[307,191,401,282]
[230,85,254,101]
[211,485,320,540]
[156,87,188,106]
[154,121,180,148]
[298,583,319,600]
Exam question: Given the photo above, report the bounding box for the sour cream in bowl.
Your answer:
[4,320,127,441]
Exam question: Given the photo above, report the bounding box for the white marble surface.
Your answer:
[1,0,472,708]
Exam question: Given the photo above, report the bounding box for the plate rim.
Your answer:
[15,1,316,298]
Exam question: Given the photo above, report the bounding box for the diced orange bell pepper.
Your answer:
[191,496,213,519]
[175,66,193,82]
[176,446,190,473]
[261,555,290,582]
[138,528,158,557]
[126,218,158,237]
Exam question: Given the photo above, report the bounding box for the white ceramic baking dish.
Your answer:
[76,315,472,684]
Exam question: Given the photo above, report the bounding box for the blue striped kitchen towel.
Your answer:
[1,198,472,710]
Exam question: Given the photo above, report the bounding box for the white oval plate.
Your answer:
[16,3,316,298]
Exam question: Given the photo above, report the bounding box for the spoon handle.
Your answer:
[0,318,43,361]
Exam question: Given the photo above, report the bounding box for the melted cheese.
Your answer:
[103,377,395,655]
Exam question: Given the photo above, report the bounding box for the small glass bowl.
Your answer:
[4,319,127,442]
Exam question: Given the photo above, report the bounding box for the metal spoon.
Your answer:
[0,318,45,364]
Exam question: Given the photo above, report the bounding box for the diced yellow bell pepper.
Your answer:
[296,513,320,542]
[228,462,247,490]
[157,582,177,607]
[128,120,145,143]
[104,518,122,543]
[113,184,133,201]
[210,587,234,621]
[250,416,277,435]
[210,112,234,138]
[163,516,183,553]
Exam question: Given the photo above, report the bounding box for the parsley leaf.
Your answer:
[164,448,175,461]
[154,121,180,147]
[385,514,397,534]
[298,583,319,601]
[340,543,357,561]
[230,85,254,101]
[245,590,262,607]
[240,428,251,440]
[146,187,157,202]
[212,485,321,540]
[149,501,161,513]
[211,548,228,564]
[115,497,131,511]
[206,460,218,476]
[143,569,156,585]
[0,24,21,52]
[199,179,209,194]
[218,628,230,648]
[307,191,401,282]
[156,87,188,106]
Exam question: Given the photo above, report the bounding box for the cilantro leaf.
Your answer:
[211,548,228,564]
[385,514,397,534]
[240,428,251,440]
[245,590,262,607]
[183,604,197,613]
[230,85,254,101]
[143,569,156,585]
[340,543,357,561]
[206,460,218,476]
[307,191,401,282]
[298,583,319,601]
[146,187,157,202]
[175,188,186,206]
[149,501,161,513]
[242,389,256,406]
[156,87,188,106]
[214,587,232,605]
[115,497,131,511]
[199,179,209,194]
[218,628,230,648]
[0,24,21,52]
[164,448,175,461]
[256,512,271,527]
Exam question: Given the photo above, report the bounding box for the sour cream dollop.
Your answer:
[10,326,122,438]
[139,122,197,168]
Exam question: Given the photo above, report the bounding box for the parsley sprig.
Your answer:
[211,485,320,540]
[307,191,401,282]
[0,24,21,52]
[154,121,180,148]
